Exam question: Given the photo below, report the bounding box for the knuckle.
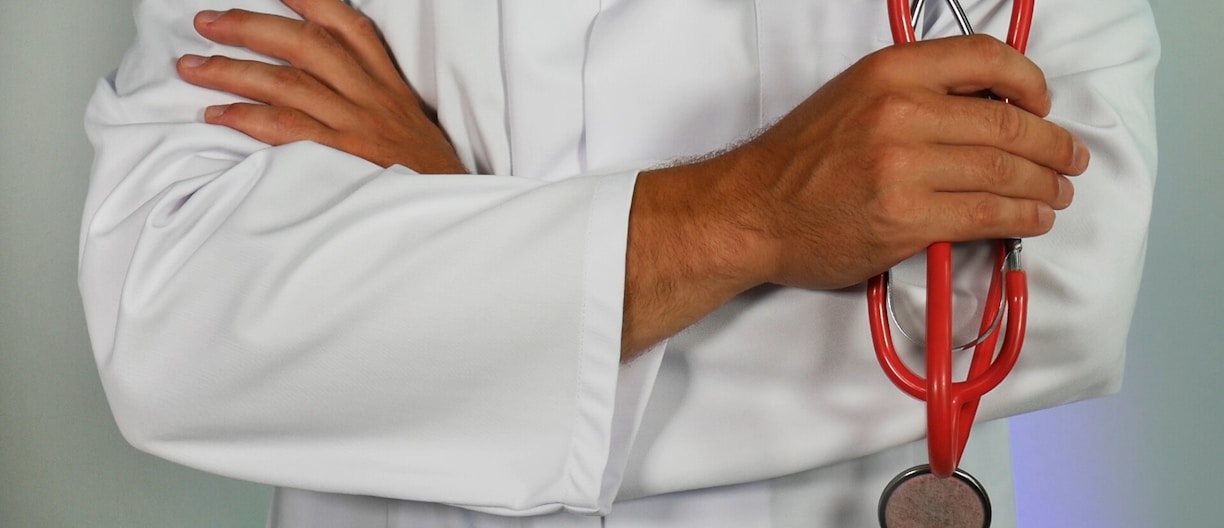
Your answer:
[966,196,1003,228]
[858,48,894,77]
[982,151,1012,188]
[299,21,331,43]
[298,21,342,55]
[862,143,914,181]
[358,111,391,137]
[271,111,296,131]
[857,46,908,84]
[862,92,918,131]
[875,189,917,222]
[369,89,404,115]
[348,15,383,42]
[238,109,299,146]
[965,34,1008,65]
[986,105,1025,144]
[268,66,308,88]
[868,180,920,230]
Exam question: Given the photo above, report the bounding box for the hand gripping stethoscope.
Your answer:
[870,0,1034,527]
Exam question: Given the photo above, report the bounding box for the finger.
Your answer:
[204,102,340,147]
[918,94,1090,176]
[892,35,1051,117]
[279,0,412,96]
[178,54,355,129]
[926,193,1056,242]
[193,9,377,104]
[917,146,1074,210]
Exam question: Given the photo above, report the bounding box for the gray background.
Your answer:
[1,1,1217,526]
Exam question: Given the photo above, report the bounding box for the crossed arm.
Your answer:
[176,0,1086,360]
[82,0,1157,512]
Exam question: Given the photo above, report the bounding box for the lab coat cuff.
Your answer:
[562,168,666,515]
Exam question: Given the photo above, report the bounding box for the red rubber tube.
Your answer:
[872,0,1035,479]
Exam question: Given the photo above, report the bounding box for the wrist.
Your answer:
[620,164,734,358]
[635,154,772,298]
[621,151,774,359]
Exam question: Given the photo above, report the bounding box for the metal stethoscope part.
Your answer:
[883,240,1022,351]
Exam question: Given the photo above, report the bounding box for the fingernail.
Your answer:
[1073,138,1091,172]
[197,10,223,24]
[204,105,228,120]
[179,54,208,68]
[1038,204,1055,228]
[1057,177,1073,208]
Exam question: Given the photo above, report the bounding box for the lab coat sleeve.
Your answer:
[967,0,1160,417]
[79,0,651,517]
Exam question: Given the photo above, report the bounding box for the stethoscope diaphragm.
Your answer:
[878,464,991,528]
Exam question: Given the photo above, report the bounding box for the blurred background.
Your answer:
[1,1,1218,526]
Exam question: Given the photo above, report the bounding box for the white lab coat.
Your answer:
[81,0,1159,526]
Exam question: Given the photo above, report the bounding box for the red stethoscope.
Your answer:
[871,0,1035,526]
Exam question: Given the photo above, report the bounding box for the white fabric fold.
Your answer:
[82,0,1160,522]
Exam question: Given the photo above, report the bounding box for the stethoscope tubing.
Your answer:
[872,0,1034,479]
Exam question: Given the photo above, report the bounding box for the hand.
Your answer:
[622,35,1089,356]
[176,0,466,173]
[698,34,1088,290]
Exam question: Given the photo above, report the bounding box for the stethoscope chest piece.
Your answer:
[878,465,991,528]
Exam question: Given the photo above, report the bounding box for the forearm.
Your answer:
[85,2,650,511]
[81,117,636,513]
[621,156,767,359]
